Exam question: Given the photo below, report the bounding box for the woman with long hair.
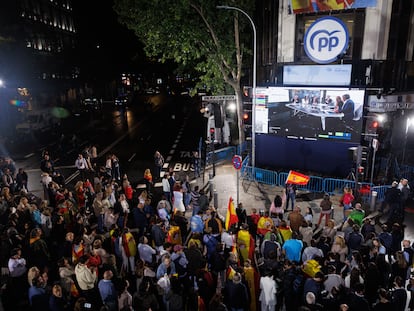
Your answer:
[344,267,364,291]
[143,168,153,194]
[74,181,85,212]
[331,235,348,263]
[391,250,408,283]
[172,183,185,214]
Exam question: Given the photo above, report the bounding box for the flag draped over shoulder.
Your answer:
[225,197,238,231]
[285,170,310,185]
[237,229,255,264]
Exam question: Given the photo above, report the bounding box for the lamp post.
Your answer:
[217,5,257,173]
[402,117,413,165]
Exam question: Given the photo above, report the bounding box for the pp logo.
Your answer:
[304,17,349,64]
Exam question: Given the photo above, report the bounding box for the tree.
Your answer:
[113,0,255,144]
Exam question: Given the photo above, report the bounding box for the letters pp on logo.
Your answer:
[304,16,349,64]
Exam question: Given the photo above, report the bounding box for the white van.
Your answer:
[207,115,231,144]
[16,110,60,134]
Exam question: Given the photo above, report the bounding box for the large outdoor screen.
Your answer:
[256,87,365,143]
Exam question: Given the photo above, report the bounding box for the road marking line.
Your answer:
[163,163,169,169]
[24,153,35,158]
[154,182,162,187]
[166,156,172,161]
[172,144,177,148]
[160,171,165,177]
[169,150,174,155]
[128,153,136,162]
[136,184,146,189]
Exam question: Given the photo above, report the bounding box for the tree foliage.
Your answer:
[113,0,255,143]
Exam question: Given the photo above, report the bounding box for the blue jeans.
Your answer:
[97,214,104,233]
[286,192,295,210]
[184,193,191,208]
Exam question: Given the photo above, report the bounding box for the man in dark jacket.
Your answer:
[151,219,166,253]
[346,225,364,253]
[132,203,148,239]
[380,181,401,215]
[223,272,250,311]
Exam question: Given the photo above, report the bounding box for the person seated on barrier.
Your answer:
[340,187,354,221]
[341,203,365,231]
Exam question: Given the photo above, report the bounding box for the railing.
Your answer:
[211,146,393,203]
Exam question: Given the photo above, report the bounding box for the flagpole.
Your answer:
[237,170,240,206]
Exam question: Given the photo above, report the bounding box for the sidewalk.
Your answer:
[197,161,347,228]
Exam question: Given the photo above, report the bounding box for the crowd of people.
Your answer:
[0,148,413,311]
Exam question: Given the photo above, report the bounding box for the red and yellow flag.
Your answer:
[237,229,255,264]
[225,197,238,231]
[286,170,310,185]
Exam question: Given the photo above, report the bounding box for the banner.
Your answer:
[286,170,310,185]
[225,197,239,230]
[290,0,377,14]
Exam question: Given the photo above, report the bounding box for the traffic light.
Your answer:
[210,127,215,142]
[357,166,364,175]
[365,118,380,140]
[243,112,249,122]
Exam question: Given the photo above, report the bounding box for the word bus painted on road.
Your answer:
[173,162,194,172]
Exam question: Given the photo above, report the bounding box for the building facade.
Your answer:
[0,0,78,107]
[253,0,414,178]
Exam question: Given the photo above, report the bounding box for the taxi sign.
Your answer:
[232,155,242,170]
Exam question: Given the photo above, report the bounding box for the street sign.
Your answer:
[232,155,242,170]
[372,138,379,151]
[202,95,236,101]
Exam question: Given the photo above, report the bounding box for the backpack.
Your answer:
[293,271,305,295]
[173,255,187,277]
[169,292,183,311]
[205,235,219,260]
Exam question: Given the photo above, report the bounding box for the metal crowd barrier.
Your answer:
[213,148,393,203]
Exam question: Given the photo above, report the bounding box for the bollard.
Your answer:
[214,190,218,209]
[209,180,214,200]
[370,190,377,212]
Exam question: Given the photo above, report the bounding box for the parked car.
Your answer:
[82,98,101,111]
[15,110,61,135]
[115,95,129,106]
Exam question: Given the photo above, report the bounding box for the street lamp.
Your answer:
[217,5,257,173]
[402,117,413,165]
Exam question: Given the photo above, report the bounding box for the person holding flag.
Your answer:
[285,170,310,211]
[236,223,255,265]
[225,197,239,231]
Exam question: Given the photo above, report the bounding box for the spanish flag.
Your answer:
[225,197,239,231]
[237,229,255,264]
[291,0,313,14]
[286,170,310,185]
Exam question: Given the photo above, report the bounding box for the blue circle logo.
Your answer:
[304,17,349,64]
